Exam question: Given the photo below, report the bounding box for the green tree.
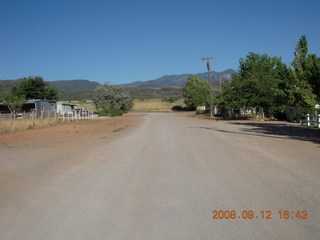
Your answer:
[290,35,318,108]
[0,92,26,119]
[305,54,320,100]
[218,52,292,117]
[11,76,59,100]
[292,35,308,72]
[93,83,133,112]
[183,75,209,109]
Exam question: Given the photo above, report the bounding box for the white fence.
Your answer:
[0,110,94,122]
[301,114,320,128]
[61,110,94,122]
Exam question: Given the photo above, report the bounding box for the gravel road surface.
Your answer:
[1,113,319,239]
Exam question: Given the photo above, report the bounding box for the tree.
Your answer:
[93,83,133,112]
[11,76,59,100]
[183,75,209,109]
[218,52,292,118]
[305,54,320,100]
[0,92,26,119]
[290,35,318,108]
[292,35,308,72]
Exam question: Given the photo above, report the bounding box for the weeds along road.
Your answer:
[1,113,320,239]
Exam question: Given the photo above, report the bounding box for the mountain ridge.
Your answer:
[122,69,236,88]
[0,69,237,93]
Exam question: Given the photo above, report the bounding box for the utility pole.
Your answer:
[219,74,222,94]
[201,57,215,117]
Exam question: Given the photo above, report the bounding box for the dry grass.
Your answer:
[62,99,187,112]
[131,98,185,112]
[0,118,62,134]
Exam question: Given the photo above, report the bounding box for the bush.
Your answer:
[93,83,133,112]
[171,105,195,111]
[98,109,123,117]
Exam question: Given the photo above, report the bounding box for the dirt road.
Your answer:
[0,113,319,239]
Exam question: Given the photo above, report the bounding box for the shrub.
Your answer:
[93,83,133,112]
[171,105,194,111]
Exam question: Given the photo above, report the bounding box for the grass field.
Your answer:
[131,98,185,112]
[62,98,186,113]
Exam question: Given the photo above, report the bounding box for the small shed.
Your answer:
[27,99,57,117]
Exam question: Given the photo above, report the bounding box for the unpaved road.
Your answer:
[0,113,319,239]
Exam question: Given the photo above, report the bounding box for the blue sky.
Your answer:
[1,0,320,84]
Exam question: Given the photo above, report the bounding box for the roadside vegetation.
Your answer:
[182,75,209,110]
[182,35,320,120]
[93,83,133,116]
[218,35,319,119]
[0,118,61,134]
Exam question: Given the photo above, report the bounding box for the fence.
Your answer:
[60,110,94,122]
[0,110,56,119]
[0,110,94,122]
[0,113,12,119]
[301,114,320,128]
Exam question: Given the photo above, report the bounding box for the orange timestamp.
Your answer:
[212,210,308,220]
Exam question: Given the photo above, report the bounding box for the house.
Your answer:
[57,102,76,115]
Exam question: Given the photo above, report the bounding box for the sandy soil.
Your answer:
[0,114,143,147]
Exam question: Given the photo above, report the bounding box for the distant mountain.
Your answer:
[0,80,13,93]
[122,69,237,88]
[47,80,101,92]
[1,69,236,96]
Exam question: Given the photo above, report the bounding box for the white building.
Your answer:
[57,103,76,115]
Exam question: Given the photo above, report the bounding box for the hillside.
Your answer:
[1,69,236,100]
[122,69,236,88]
[48,80,101,92]
[0,80,13,93]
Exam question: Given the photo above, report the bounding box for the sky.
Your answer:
[1,0,320,84]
